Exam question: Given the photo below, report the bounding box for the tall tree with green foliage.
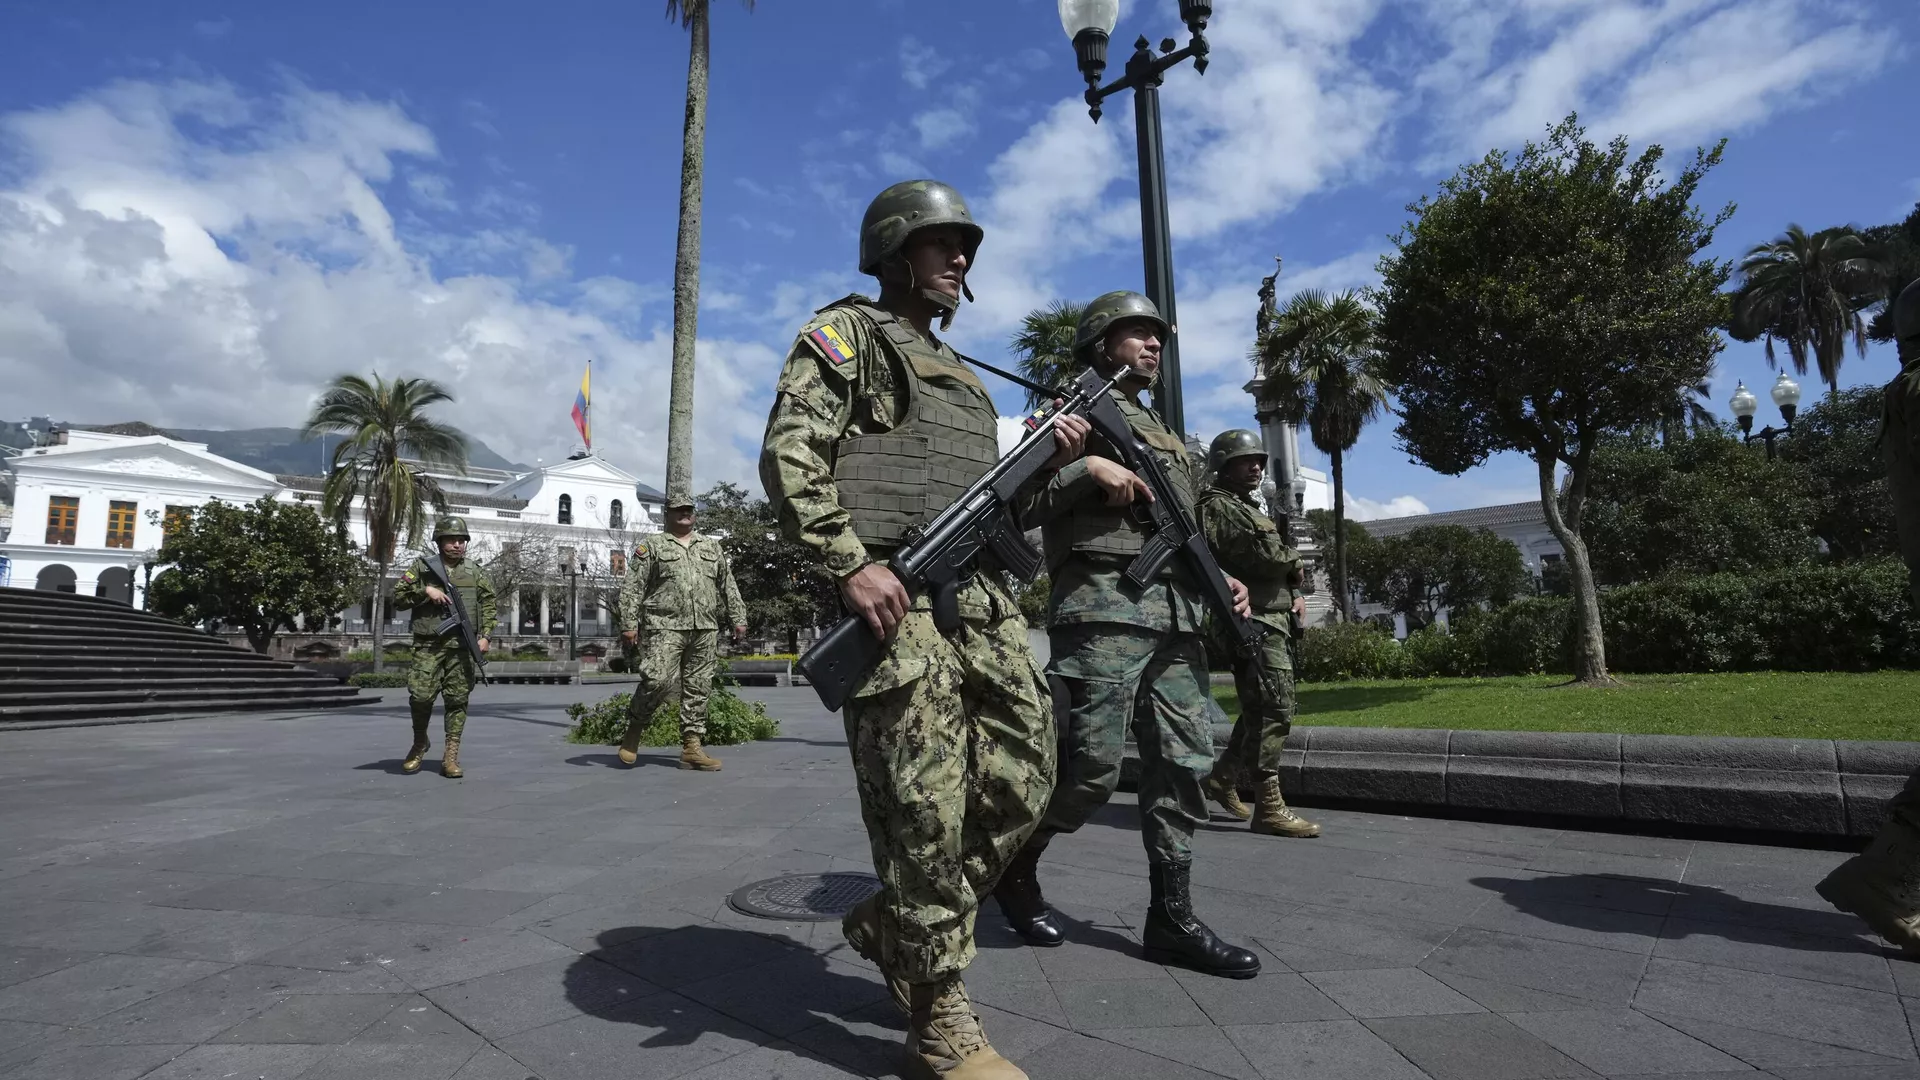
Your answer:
[302,374,469,672]
[1254,288,1388,620]
[1579,430,1820,585]
[1010,300,1084,411]
[1865,203,1920,345]
[1304,507,1379,614]
[1729,224,1886,398]
[149,499,362,653]
[696,481,835,653]
[1372,114,1733,685]
[662,0,756,504]
[1358,524,1529,632]
[1778,386,1897,560]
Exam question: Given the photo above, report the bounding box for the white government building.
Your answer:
[0,425,665,651]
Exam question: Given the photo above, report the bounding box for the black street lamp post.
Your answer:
[1729,372,1803,462]
[1059,0,1211,439]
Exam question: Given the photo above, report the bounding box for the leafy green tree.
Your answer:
[696,481,836,652]
[1359,525,1529,632]
[1729,224,1886,399]
[1865,203,1920,344]
[1010,300,1084,411]
[1305,507,1379,613]
[302,374,469,672]
[662,0,757,503]
[1254,288,1389,620]
[149,498,362,653]
[1579,430,1820,585]
[1778,386,1897,560]
[1372,114,1733,685]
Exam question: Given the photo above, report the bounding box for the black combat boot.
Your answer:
[1141,861,1260,978]
[992,841,1064,947]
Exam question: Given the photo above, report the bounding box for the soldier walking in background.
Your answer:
[1819,278,1920,958]
[1197,429,1321,838]
[995,291,1264,980]
[760,179,1101,1080]
[392,517,495,779]
[616,494,747,772]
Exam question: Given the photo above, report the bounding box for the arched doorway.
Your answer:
[35,565,77,593]
[96,566,134,605]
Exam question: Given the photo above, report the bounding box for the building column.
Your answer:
[539,589,550,639]
[508,587,521,637]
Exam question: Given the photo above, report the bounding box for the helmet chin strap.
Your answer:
[904,260,969,332]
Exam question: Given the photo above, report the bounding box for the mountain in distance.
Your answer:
[79,424,528,477]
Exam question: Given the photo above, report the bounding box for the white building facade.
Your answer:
[1,428,666,650]
[1353,501,1566,636]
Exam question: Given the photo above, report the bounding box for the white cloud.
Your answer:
[914,107,976,150]
[1344,493,1431,521]
[0,78,762,493]
[898,37,953,91]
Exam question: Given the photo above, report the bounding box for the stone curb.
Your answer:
[1122,725,1920,838]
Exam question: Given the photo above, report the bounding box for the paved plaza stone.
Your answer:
[0,685,1913,1080]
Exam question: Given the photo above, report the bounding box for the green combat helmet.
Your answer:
[433,517,470,541]
[1207,429,1267,476]
[858,179,983,329]
[1072,290,1171,369]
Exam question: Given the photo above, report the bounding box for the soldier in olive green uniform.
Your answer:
[391,517,497,779]
[1197,430,1321,839]
[994,292,1264,981]
[616,495,748,771]
[1819,279,1920,958]
[760,180,1096,1080]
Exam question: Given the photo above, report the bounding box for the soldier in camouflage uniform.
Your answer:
[994,291,1264,980]
[1197,429,1321,839]
[1819,278,1920,959]
[616,495,748,771]
[760,180,1104,1080]
[391,517,496,779]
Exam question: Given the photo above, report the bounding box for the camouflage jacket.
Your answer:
[1197,485,1302,633]
[391,555,498,643]
[617,533,746,633]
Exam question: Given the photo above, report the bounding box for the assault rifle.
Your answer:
[420,556,490,687]
[797,369,1127,712]
[1078,380,1284,698]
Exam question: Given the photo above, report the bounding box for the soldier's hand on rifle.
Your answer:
[621,629,638,645]
[477,637,489,654]
[1042,408,1091,471]
[842,563,909,641]
[732,624,747,644]
[1085,456,1154,507]
[1293,595,1306,618]
[423,585,450,605]
[1227,575,1252,619]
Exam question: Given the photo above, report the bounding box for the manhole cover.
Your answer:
[728,872,880,921]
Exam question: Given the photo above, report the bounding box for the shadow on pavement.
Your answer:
[483,709,573,729]
[568,925,900,1065]
[351,758,414,774]
[565,752,675,769]
[1470,873,1895,955]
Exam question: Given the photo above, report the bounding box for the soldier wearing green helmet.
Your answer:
[995,290,1265,981]
[1196,429,1320,838]
[1819,278,1920,957]
[390,516,496,778]
[760,179,1108,1080]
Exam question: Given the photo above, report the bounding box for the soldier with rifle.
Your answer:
[761,180,1143,1080]
[992,290,1266,980]
[391,516,495,778]
[1197,429,1320,838]
[1819,278,1920,958]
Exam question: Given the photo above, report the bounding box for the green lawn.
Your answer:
[1213,670,1920,741]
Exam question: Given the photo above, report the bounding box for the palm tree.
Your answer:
[1009,300,1084,410]
[1729,224,1886,399]
[302,374,470,673]
[1253,289,1388,621]
[662,0,755,503]
[1658,379,1716,446]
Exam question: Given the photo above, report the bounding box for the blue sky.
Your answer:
[2,0,1914,516]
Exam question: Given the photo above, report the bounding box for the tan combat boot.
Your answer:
[401,721,430,775]
[679,733,721,772]
[1203,764,1252,821]
[441,734,464,779]
[904,977,1025,1080]
[1250,773,1319,838]
[841,892,911,1013]
[618,722,643,766]
[1817,857,1920,958]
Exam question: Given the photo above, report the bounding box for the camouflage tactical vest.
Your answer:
[1884,358,1920,607]
[1047,390,1196,572]
[1198,488,1292,612]
[407,557,486,641]
[828,300,1001,550]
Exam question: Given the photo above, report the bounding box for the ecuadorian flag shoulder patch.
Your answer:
[809,323,856,366]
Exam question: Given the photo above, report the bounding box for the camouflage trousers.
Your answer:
[408,639,479,737]
[624,628,718,737]
[1828,770,1920,911]
[1039,622,1215,866]
[1220,632,1295,777]
[844,585,1054,985]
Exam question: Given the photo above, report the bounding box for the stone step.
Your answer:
[0,642,288,663]
[0,684,363,708]
[0,624,235,647]
[0,691,367,723]
[0,665,341,682]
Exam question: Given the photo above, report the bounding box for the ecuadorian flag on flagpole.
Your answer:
[570,365,591,450]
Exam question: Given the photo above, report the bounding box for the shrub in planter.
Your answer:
[564,683,779,746]
[1479,596,1571,676]
[512,643,551,660]
[348,672,409,688]
[1298,621,1404,682]
[1399,622,1485,678]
